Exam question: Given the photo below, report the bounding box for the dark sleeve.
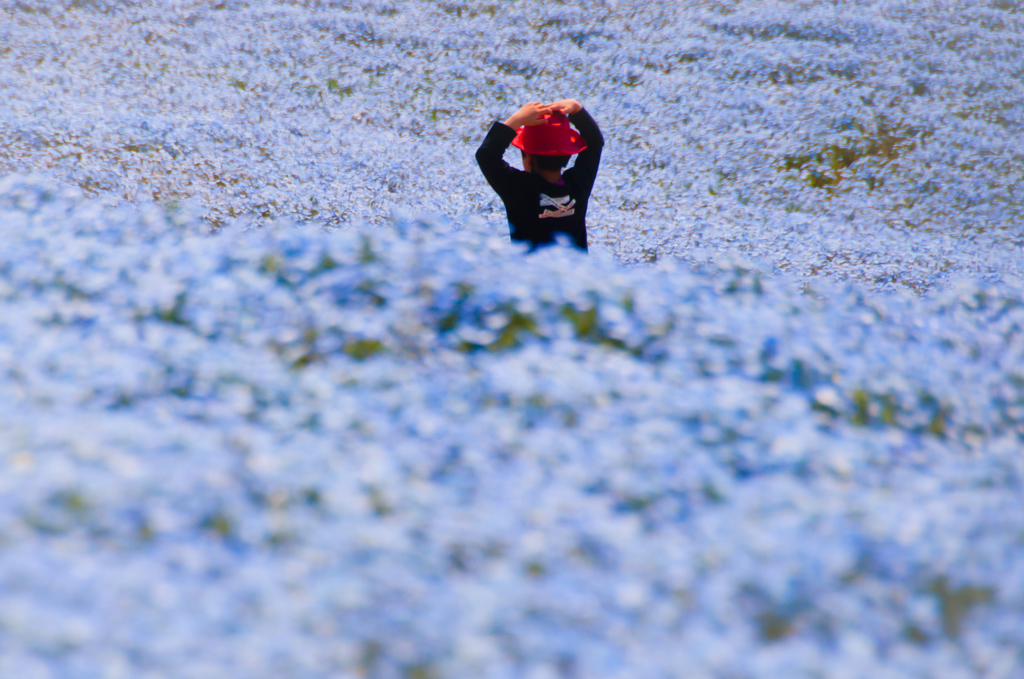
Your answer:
[568,108,604,194]
[475,122,522,199]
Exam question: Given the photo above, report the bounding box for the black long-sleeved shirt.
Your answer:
[475,109,604,252]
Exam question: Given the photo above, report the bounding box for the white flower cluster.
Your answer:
[1,175,1022,678]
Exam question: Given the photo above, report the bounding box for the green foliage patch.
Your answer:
[781,120,932,190]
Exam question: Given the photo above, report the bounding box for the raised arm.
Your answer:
[549,99,604,193]
[474,122,518,198]
[475,102,553,197]
[502,101,554,131]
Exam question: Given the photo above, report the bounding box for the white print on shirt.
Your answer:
[538,193,576,219]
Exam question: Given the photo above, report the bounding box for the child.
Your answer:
[475,99,603,252]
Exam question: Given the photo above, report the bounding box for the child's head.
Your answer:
[511,110,587,175]
[522,152,571,174]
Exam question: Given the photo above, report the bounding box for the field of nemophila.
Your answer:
[2,0,1022,285]
[1,1,1023,678]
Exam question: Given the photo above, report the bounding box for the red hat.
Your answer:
[511,111,588,156]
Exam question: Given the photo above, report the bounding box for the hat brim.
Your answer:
[511,130,588,156]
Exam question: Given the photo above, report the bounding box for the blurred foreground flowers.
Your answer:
[0,176,1022,679]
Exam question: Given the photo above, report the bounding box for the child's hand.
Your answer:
[503,102,553,130]
[547,99,582,115]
